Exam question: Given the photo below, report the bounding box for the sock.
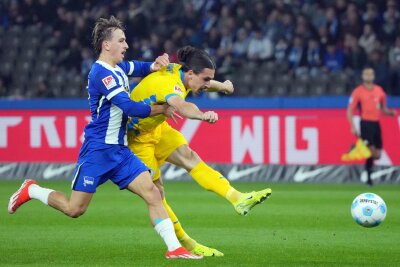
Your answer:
[162,198,196,250]
[28,184,54,205]
[189,161,242,204]
[154,218,181,251]
[365,157,374,181]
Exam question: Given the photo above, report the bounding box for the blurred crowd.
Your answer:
[1,0,400,98]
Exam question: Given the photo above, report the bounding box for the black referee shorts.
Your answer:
[360,120,382,149]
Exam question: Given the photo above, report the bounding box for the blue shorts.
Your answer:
[71,141,149,193]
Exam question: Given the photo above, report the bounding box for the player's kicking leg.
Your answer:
[167,145,272,216]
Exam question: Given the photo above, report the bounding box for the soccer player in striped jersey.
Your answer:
[347,67,396,186]
[128,46,272,256]
[8,16,201,260]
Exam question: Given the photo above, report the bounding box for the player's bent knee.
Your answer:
[149,185,162,202]
[65,207,86,218]
[142,184,162,206]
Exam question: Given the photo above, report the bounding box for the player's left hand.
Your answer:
[220,80,234,95]
[390,109,397,116]
[152,53,169,71]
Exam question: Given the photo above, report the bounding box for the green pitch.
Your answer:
[1,181,399,266]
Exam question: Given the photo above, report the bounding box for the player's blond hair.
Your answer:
[92,16,125,57]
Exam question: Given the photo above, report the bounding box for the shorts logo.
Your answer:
[174,85,183,94]
[83,176,94,187]
[102,75,117,90]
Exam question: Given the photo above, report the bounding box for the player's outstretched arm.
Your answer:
[128,53,170,77]
[110,92,175,118]
[167,95,218,123]
[151,53,169,71]
[206,80,234,95]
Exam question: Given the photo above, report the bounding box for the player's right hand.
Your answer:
[202,111,218,124]
[152,53,170,71]
[164,104,183,124]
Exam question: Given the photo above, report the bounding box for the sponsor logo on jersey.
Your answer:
[102,75,117,90]
[174,85,183,94]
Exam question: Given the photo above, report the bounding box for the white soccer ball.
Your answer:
[351,193,387,227]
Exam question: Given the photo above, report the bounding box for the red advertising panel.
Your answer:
[0,109,399,165]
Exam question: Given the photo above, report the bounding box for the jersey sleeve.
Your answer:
[348,89,360,110]
[92,69,125,101]
[118,60,153,77]
[160,80,186,102]
[110,92,151,118]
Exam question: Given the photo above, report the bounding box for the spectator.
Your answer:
[262,9,281,43]
[247,28,273,62]
[359,24,376,54]
[362,2,380,30]
[232,28,250,59]
[344,33,367,77]
[388,36,400,94]
[368,50,390,89]
[306,38,323,76]
[279,12,294,41]
[234,3,248,29]
[2,0,400,97]
[341,3,362,38]
[325,7,340,41]
[287,35,306,71]
[381,1,399,43]
[323,42,345,73]
[203,27,220,56]
[274,38,288,63]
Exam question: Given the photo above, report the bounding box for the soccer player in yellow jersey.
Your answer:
[128,46,272,256]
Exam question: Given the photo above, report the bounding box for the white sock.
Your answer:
[154,218,181,251]
[28,184,54,205]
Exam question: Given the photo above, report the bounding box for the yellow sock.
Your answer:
[189,161,242,204]
[162,198,196,250]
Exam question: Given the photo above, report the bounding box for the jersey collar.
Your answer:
[179,69,185,84]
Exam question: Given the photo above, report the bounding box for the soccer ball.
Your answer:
[351,193,387,227]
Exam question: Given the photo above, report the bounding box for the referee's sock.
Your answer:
[365,158,374,185]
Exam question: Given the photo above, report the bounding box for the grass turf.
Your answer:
[1,181,399,266]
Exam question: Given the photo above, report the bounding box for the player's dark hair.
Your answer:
[92,16,125,57]
[177,46,216,74]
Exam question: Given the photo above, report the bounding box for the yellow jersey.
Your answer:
[129,63,189,134]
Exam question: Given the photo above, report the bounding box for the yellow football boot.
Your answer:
[190,243,224,257]
[234,188,272,216]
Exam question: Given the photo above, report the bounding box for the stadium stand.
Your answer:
[1,0,400,98]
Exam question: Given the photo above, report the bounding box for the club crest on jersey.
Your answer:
[102,75,117,90]
[83,176,94,187]
[174,85,183,94]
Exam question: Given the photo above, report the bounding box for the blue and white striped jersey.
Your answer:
[84,60,153,146]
